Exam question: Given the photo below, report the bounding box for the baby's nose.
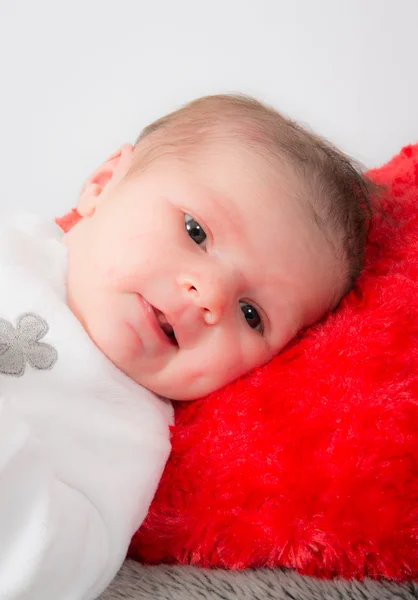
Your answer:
[177,268,232,325]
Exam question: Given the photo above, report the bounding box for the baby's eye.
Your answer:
[240,301,264,334]
[184,214,207,248]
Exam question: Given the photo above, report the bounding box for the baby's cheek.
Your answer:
[211,335,249,383]
[95,248,145,290]
[221,334,269,382]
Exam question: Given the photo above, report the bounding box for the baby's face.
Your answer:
[63,143,339,400]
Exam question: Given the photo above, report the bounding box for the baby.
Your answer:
[0,95,373,599]
[64,95,373,401]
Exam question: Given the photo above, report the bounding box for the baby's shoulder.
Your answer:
[0,210,66,290]
[0,210,62,249]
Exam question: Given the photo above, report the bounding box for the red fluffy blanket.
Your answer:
[57,144,418,581]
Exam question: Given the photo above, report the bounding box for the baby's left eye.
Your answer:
[184,214,207,247]
[240,301,263,334]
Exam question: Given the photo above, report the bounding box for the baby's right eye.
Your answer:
[184,214,207,248]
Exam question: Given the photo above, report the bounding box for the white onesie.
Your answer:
[0,212,173,599]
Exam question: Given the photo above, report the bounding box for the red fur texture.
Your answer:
[57,144,418,580]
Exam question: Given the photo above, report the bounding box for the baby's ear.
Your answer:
[77,144,134,217]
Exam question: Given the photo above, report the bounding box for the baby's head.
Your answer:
[63,95,373,400]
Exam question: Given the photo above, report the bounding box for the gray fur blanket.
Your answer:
[100,560,418,600]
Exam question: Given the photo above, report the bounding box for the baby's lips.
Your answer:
[146,300,178,346]
[158,304,205,350]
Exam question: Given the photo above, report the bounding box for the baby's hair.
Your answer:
[133,94,380,303]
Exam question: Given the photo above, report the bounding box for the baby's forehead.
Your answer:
[134,129,313,230]
[194,140,307,213]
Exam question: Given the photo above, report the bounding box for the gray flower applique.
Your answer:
[0,313,58,377]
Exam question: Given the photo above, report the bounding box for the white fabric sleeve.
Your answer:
[0,396,117,600]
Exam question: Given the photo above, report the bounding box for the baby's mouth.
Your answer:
[153,307,178,346]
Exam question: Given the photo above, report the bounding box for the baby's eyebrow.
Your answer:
[199,186,243,223]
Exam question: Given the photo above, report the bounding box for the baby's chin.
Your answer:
[86,326,197,400]
[130,369,213,402]
[129,364,223,402]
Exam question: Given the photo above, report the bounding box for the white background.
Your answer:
[0,0,417,217]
